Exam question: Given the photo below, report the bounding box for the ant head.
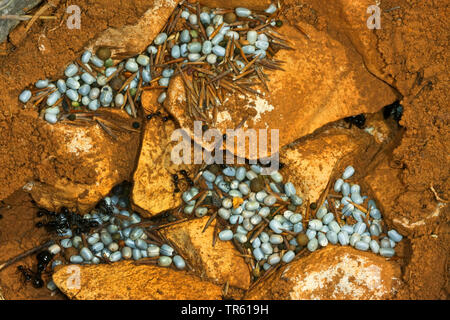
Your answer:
[32,277,44,289]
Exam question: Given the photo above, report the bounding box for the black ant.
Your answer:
[383,100,403,124]
[35,209,69,234]
[179,170,194,187]
[36,250,54,273]
[162,114,174,122]
[172,174,180,193]
[17,265,43,289]
[96,199,115,216]
[344,114,366,129]
[146,111,161,120]
[146,111,174,122]
[36,208,56,218]
[36,206,99,236]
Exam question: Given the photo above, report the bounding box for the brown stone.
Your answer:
[279,127,373,203]
[160,217,251,290]
[86,0,180,57]
[245,246,402,300]
[301,0,390,83]
[25,109,140,213]
[52,261,223,300]
[131,91,194,217]
[164,24,397,159]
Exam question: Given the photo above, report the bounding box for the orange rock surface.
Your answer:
[86,0,180,59]
[52,261,223,300]
[164,23,397,159]
[280,127,373,203]
[131,91,194,217]
[245,246,402,300]
[161,217,251,290]
[25,110,140,212]
[298,0,390,83]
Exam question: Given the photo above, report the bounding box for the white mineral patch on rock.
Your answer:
[66,130,93,155]
[217,110,232,124]
[245,95,274,124]
[289,254,387,300]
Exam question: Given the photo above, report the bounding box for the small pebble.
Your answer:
[334,178,344,192]
[48,244,61,255]
[125,59,139,72]
[342,166,355,179]
[326,231,338,244]
[19,90,32,103]
[265,3,277,14]
[235,7,251,17]
[44,113,58,124]
[269,219,283,234]
[269,234,283,245]
[268,253,281,265]
[110,251,122,262]
[318,232,328,247]
[173,255,186,269]
[81,51,92,64]
[350,233,361,247]
[154,33,167,45]
[307,238,319,252]
[35,80,49,88]
[224,12,237,23]
[234,232,247,243]
[80,247,94,261]
[96,47,111,61]
[60,238,72,248]
[338,231,350,246]
[136,54,150,66]
[90,55,104,67]
[379,247,395,257]
[70,255,83,264]
[355,241,369,251]
[188,14,198,25]
[308,219,323,231]
[388,229,403,242]
[369,240,380,254]
[253,248,264,261]
[147,245,160,257]
[341,183,350,196]
[132,248,142,260]
[65,63,78,77]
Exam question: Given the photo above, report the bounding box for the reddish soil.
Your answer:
[0,0,448,299]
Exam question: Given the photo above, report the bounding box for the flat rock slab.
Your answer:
[86,0,180,57]
[26,110,140,213]
[245,246,402,300]
[280,127,373,203]
[165,23,396,159]
[160,217,251,290]
[52,261,223,300]
[300,0,389,82]
[131,91,194,217]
